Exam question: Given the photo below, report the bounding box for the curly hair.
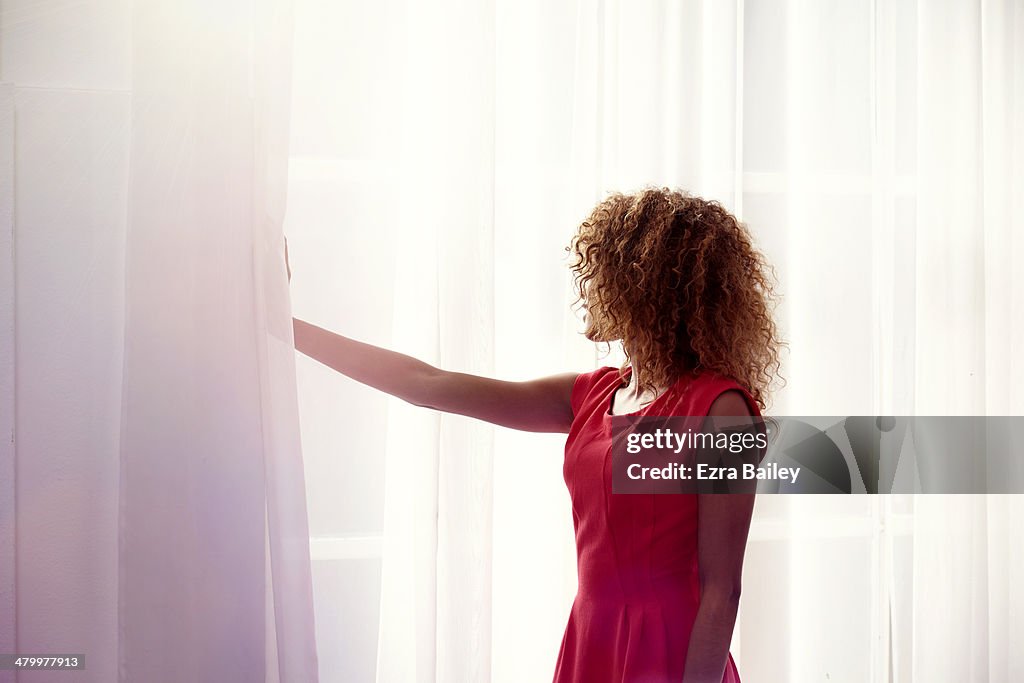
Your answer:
[567,186,783,411]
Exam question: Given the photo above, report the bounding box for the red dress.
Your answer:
[553,365,759,683]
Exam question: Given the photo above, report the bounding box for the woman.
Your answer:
[288,186,781,683]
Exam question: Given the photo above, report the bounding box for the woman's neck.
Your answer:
[623,365,666,402]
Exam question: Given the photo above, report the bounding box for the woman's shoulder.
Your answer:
[673,370,761,418]
[570,365,621,415]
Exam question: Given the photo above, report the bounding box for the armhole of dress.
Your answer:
[570,366,617,419]
[704,383,768,466]
[704,382,762,419]
[569,372,589,418]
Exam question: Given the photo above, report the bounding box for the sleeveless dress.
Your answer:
[553,365,760,683]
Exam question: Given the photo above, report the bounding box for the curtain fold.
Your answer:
[251,2,320,682]
[907,3,1023,682]
[119,1,316,681]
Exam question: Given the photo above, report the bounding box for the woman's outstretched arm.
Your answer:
[292,318,578,433]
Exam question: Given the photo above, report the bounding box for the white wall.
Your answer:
[1,0,131,680]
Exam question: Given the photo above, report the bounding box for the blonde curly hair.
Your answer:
[567,186,783,410]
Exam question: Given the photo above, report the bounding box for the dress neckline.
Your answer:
[604,366,677,418]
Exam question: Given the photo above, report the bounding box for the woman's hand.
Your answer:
[284,236,292,283]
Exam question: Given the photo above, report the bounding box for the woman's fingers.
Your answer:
[284,236,292,282]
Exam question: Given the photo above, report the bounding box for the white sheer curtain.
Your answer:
[118,1,318,681]
[3,0,316,681]
[284,0,1022,682]
[374,1,496,681]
